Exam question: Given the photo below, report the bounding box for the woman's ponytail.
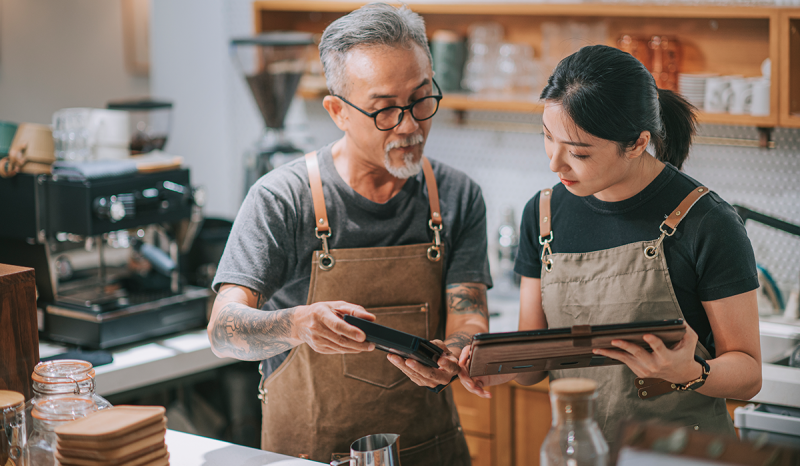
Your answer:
[654,88,697,170]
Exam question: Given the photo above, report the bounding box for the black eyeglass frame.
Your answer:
[333,78,443,131]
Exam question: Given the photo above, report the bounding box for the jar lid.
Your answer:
[0,390,25,410]
[550,377,598,398]
[32,360,95,384]
[31,397,97,422]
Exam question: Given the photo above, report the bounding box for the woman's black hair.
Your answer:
[540,45,697,170]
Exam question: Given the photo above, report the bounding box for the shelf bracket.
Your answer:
[756,127,773,149]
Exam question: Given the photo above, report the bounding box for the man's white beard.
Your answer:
[384,134,424,179]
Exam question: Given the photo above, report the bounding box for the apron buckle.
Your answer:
[539,233,554,272]
[644,222,676,259]
[316,228,336,270]
[427,219,443,262]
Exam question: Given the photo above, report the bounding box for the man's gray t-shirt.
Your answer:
[212,142,492,374]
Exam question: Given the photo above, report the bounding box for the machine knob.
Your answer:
[93,196,128,222]
[109,198,126,222]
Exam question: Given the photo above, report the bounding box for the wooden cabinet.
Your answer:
[779,9,800,127]
[253,1,800,129]
[0,264,39,399]
[452,379,551,466]
[451,381,513,466]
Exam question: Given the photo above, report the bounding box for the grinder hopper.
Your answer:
[230,32,314,194]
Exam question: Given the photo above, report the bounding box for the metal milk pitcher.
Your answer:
[330,433,401,466]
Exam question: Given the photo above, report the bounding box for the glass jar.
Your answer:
[28,397,97,466]
[541,378,610,466]
[29,360,112,411]
[1,390,30,466]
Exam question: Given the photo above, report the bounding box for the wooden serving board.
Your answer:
[56,446,168,466]
[55,406,166,440]
[57,420,166,450]
[57,431,165,460]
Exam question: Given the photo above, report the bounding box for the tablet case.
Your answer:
[344,315,443,368]
[468,319,686,377]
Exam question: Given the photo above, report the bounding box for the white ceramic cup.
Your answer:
[728,78,753,115]
[750,78,771,117]
[704,76,733,113]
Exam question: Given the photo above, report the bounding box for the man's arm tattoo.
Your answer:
[445,283,488,318]
[445,330,473,353]
[251,289,267,309]
[210,303,297,361]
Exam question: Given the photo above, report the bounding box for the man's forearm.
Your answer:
[209,301,300,361]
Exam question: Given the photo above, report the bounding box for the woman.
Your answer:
[458,45,762,447]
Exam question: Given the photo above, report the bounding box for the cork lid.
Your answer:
[55,406,165,440]
[550,378,598,398]
[0,390,24,410]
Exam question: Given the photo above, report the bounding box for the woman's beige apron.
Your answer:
[538,186,736,449]
[259,153,470,465]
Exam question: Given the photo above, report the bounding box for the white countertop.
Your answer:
[39,330,237,396]
[166,430,324,465]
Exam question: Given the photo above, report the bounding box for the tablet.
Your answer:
[344,315,443,368]
[468,318,685,377]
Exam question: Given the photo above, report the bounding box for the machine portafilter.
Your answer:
[230,32,314,196]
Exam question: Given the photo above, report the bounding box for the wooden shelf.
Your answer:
[254,2,800,130]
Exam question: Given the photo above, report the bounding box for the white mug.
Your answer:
[704,76,733,113]
[750,79,770,116]
[728,78,753,115]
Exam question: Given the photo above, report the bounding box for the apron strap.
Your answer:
[304,152,329,234]
[306,152,444,232]
[538,188,553,239]
[421,156,442,227]
[663,186,710,232]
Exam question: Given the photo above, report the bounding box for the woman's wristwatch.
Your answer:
[675,355,710,391]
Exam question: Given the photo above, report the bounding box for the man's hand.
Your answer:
[387,340,460,388]
[293,301,376,354]
[208,284,376,360]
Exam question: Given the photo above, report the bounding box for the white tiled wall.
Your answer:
[301,99,800,297]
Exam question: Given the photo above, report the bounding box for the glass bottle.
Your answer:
[28,397,97,466]
[1,390,30,466]
[541,378,609,466]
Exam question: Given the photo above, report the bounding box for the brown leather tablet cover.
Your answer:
[468,321,685,377]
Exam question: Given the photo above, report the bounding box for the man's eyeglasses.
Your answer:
[333,79,443,131]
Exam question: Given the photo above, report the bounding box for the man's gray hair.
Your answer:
[319,2,432,96]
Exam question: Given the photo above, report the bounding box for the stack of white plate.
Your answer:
[678,73,717,110]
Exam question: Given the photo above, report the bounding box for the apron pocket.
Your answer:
[343,303,430,389]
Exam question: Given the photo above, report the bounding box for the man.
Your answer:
[208,3,491,464]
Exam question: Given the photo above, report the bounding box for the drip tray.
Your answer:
[44,286,212,349]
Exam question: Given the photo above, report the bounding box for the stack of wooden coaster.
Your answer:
[54,406,169,466]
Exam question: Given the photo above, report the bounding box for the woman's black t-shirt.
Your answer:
[514,163,759,357]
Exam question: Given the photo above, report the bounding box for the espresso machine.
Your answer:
[0,167,209,348]
[230,32,314,195]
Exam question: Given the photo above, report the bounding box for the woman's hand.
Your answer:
[592,323,703,385]
[455,344,516,398]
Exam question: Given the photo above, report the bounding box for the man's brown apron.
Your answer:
[259,153,470,465]
[538,186,736,449]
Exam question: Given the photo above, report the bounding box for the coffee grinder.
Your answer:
[230,32,314,195]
